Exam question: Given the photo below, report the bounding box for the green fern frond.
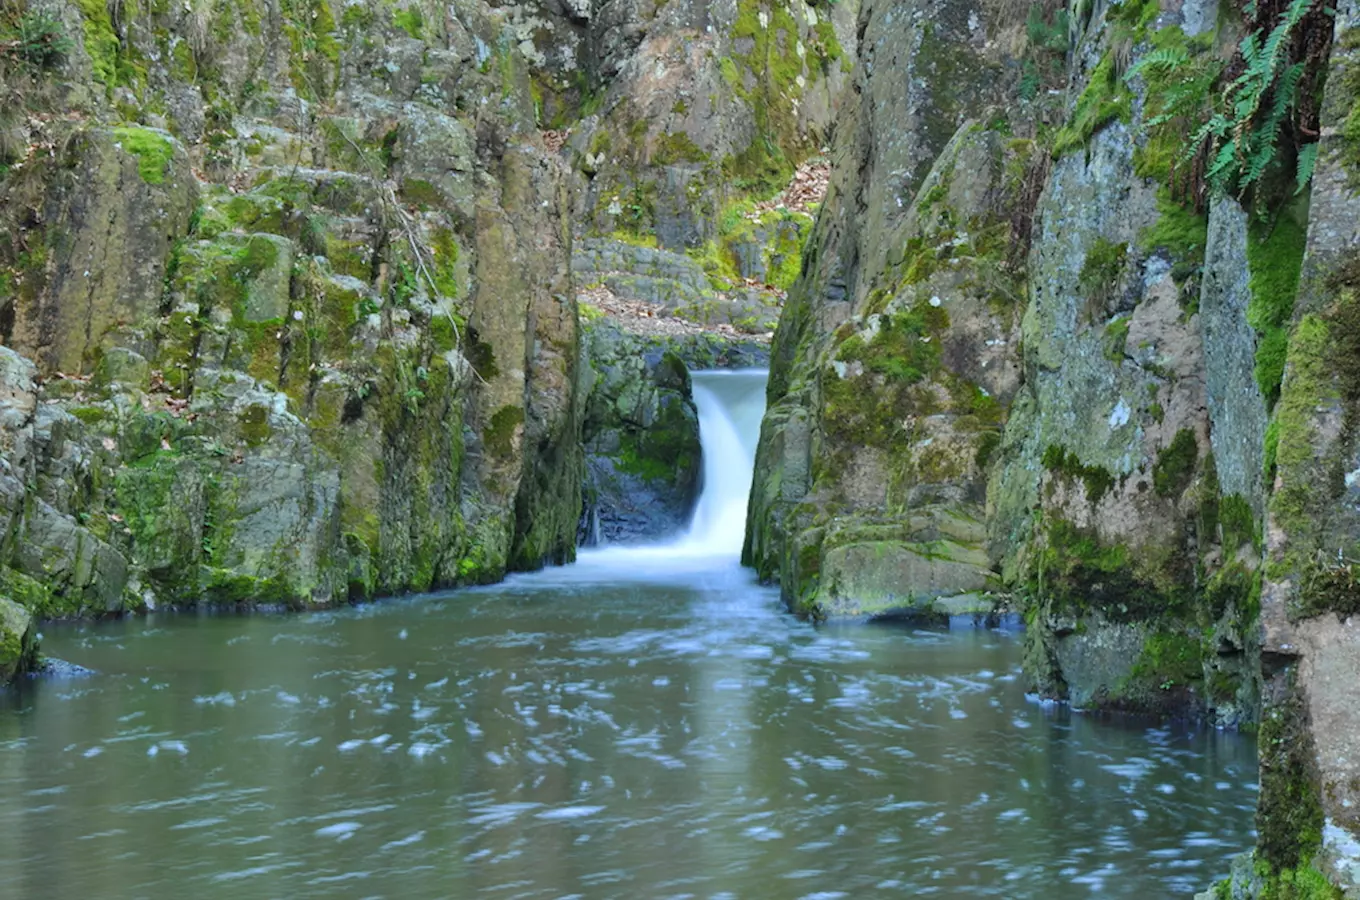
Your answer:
[1125,47,1191,80]
[1295,142,1319,194]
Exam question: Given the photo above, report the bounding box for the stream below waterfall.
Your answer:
[0,371,1257,898]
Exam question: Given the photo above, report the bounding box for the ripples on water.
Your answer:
[0,561,1256,898]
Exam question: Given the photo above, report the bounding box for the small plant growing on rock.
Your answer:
[0,7,71,69]
[1126,0,1331,206]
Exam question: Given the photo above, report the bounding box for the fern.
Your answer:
[1207,0,1318,195]
[1126,47,1190,76]
[1128,0,1319,200]
[1295,141,1319,194]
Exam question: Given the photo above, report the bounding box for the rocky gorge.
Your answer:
[1,0,1359,889]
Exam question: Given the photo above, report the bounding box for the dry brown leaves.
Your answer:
[579,285,771,342]
[541,130,569,154]
[752,158,829,218]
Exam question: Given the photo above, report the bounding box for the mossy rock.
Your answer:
[818,537,994,618]
[0,597,38,684]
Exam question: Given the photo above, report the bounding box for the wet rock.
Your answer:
[0,599,38,684]
[580,319,702,543]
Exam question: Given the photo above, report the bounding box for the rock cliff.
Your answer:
[0,0,585,632]
[745,0,1360,889]
[5,0,1360,889]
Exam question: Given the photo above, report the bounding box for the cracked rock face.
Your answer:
[0,0,586,625]
[745,0,1261,731]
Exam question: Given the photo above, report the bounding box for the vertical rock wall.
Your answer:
[749,0,1274,725]
[749,0,1360,888]
[1254,0,1360,886]
[745,0,1034,620]
[0,0,585,622]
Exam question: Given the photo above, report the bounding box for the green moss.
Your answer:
[975,430,1002,470]
[1130,628,1206,688]
[279,0,340,99]
[836,307,945,383]
[1133,131,1181,183]
[1152,428,1198,497]
[606,228,659,250]
[1139,188,1208,277]
[1031,518,1135,614]
[398,178,442,209]
[170,39,198,81]
[112,126,175,184]
[392,6,423,38]
[1256,670,1325,872]
[1219,493,1258,552]
[1259,863,1345,900]
[724,0,823,181]
[1208,561,1262,626]
[1264,416,1280,479]
[68,405,110,425]
[1336,28,1360,185]
[0,567,59,617]
[719,54,743,88]
[605,182,658,240]
[235,404,271,446]
[1042,444,1115,503]
[484,404,524,459]
[1103,316,1131,360]
[653,131,707,166]
[1299,557,1360,619]
[76,0,119,85]
[1112,0,1161,32]
[614,403,699,484]
[324,234,370,280]
[431,227,461,298]
[723,138,793,200]
[340,4,373,29]
[1052,54,1131,157]
[1079,238,1128,306]
[239,233,280,271]
[689,237,741,289]
[1247,210,1308,406]
[465,330,499,380]
[1266,285,1360,569]
[812,18,845,69]
[695,202,811,291]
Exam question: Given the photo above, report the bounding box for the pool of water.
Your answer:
[0,557,1256,898]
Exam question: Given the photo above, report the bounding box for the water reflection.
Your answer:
[0,564,1255,898]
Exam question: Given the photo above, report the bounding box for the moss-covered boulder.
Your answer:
[0,598,37,684]
[580,319,702,543]
[817,515,994,619]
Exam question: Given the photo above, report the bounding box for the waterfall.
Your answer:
[532,368,768,583]
[679,370,768,556]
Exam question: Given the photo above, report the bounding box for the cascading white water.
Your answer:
[677,370,768,556]
[523,368,768,583]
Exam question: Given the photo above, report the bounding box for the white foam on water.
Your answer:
[519,369,768,584]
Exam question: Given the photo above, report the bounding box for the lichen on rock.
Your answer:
[0,0,587,619]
